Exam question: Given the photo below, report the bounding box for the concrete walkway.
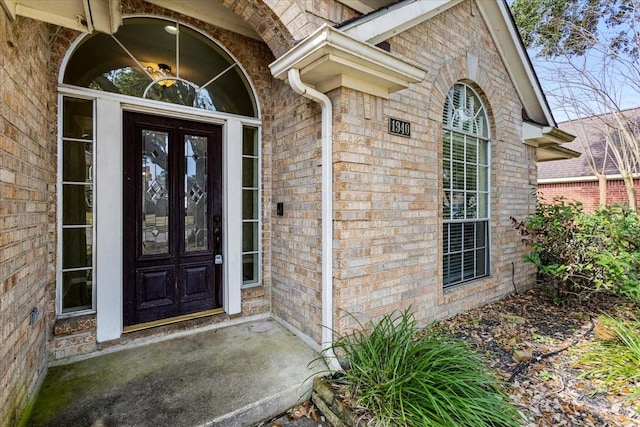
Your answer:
[25,318,326,427]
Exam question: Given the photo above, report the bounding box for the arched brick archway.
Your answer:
[215,0,313,58]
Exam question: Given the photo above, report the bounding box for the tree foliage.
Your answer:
[511,0,639,59]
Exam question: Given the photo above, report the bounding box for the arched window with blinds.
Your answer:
[442,83,490,289]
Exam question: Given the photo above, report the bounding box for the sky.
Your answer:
[513,3,640,123]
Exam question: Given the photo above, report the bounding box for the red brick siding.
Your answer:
[538,179,640,212]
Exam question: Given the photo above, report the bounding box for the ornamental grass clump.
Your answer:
[577,315,640,407]
[329,309,521,427]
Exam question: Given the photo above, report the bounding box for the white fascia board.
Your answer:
[270,24,426,97]
[523,121,575,146]
[475,0,555,126]
[342,0,463,45]
[538,173,639,184]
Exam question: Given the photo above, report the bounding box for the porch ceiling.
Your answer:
[0,0,260,39]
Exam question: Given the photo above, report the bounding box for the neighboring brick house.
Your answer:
[0,0,577,423]
[538,108,640,212]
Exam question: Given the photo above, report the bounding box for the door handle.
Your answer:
[213,218,223,265]
[213,227,221,247]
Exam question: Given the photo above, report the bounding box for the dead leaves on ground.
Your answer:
[442,289,639,426]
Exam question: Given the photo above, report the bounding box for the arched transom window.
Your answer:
[63,17,257,117]
[442,83,490,288]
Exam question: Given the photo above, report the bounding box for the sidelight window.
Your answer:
[442,83,490,289]
[242,126,260,287]
[59,96,95,314]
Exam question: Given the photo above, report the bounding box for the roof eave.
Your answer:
[269,24,426,98]
[523,121,580,161]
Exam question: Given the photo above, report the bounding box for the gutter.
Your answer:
[287,69,342,372]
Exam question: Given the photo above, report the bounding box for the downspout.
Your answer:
[287,68,341,371]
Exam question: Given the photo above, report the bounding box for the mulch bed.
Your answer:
[277,288,639,426]
[311,287,639,427]
[436,287,638,426]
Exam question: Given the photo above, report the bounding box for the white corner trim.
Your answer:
[341,0,463,45]
[225,120,243,315]
[96,98,123,343]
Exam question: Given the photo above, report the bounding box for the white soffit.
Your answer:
[144,0,260,40]
[341,0,463,45]
[0,0,121,33]
[336,0,395,14]
[270,24,426,99]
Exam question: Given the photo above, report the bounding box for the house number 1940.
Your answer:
[388,117,411,137]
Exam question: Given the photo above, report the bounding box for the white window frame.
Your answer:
[57,95,97,317]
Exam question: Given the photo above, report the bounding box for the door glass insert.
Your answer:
[142,130,170,255]
[185,134,208,252]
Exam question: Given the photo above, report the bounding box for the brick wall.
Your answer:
[270,0,537,340]
[269,78,326,341]
[0,13,53,426]
[331,0,537,332]
[538,179,640,212]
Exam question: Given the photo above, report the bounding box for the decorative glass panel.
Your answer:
[142,130,170,255]
[185,134,208,252]
[63,18,257,117]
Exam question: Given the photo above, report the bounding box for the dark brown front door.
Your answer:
[123,112,223,327]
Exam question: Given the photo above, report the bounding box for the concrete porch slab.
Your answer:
[24,318,326,427]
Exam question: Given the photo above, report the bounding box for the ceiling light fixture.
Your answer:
[147,63,175,87]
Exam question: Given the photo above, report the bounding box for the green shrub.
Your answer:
[513,198,640,302]
[328,309,521,427]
